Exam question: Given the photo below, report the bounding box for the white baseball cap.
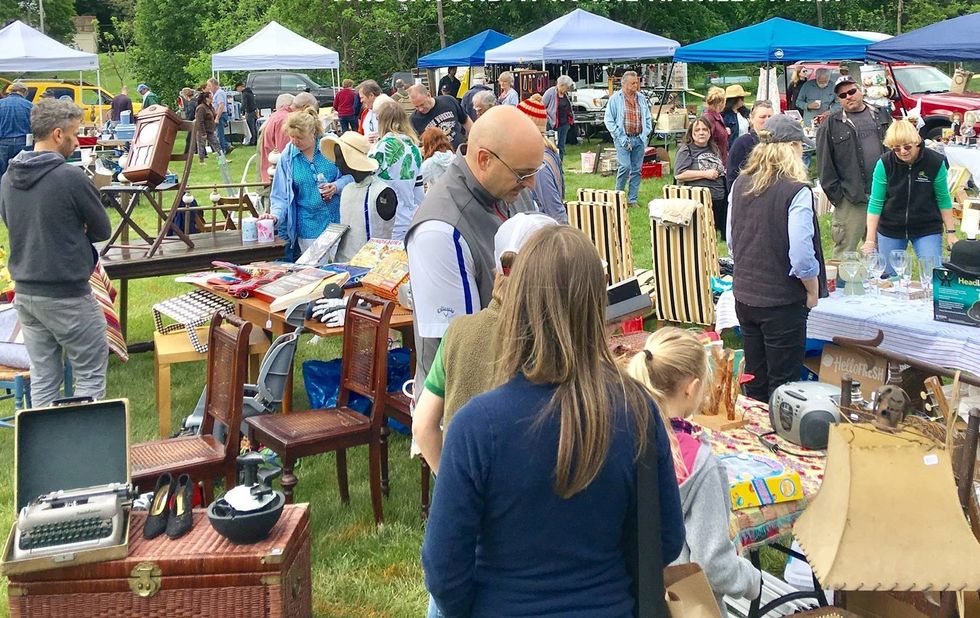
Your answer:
[494,213,559,274]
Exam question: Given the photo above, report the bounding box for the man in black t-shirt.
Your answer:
[437,67,462,100]
[409,84,473,149]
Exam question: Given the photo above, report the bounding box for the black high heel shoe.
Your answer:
[166,474,194,540]
[143,473,173,540]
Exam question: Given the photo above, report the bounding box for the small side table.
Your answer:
[154,326,270,438]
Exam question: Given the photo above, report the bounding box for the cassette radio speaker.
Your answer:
[768,381,841,450]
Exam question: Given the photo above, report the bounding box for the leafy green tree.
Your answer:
[4,0,76,43]
[131,0,208,102]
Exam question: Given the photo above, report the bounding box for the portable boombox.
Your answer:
[769,382,841,450]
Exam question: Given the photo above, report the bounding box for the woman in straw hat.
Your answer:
[722,84,751,147]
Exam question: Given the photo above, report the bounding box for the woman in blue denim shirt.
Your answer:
[262,109,353,260]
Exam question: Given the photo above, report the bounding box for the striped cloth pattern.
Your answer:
[90,260,129,362]
[650,185,720,327]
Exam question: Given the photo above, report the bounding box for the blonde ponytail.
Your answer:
[625,328,712,479]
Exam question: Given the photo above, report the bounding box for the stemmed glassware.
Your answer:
[840,259,863,301]
[889,249,909,300]
[918,255,937,303]
[864,252,886,298]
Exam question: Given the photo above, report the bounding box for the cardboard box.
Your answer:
[717,453,804,510]
[933,267,980,328]
[817,343,888,400]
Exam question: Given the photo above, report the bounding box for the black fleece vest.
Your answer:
[877,147,946,240]
[730,177,828,308]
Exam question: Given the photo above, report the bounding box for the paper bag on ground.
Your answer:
[794,424,980,591]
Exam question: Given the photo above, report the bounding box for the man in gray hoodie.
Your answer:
[0,98,112,407]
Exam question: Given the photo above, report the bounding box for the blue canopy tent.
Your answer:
[674,17,871,63]
[417,30,513,69]
[484,8,678,65]
[867,11,980,62]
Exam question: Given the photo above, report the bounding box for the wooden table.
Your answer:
[196,282,414,413]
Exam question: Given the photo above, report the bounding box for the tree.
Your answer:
[131,0,208,101]
[4,0,76,43]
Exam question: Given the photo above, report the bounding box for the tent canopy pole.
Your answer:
[653,61,674,132]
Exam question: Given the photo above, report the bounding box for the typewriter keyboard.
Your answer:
[19,516,114,550]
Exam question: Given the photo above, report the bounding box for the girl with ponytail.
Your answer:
[626,327,761,616]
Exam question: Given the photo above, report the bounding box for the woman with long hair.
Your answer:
[369,99,423,239]
[728,115,827,401]
[721,85,750,147]
[626,328,761,616]
[422,225,685,618]
[675,116,728,238]
[192,90,221,163]
[702,86,730,165]
[262,108,353,260]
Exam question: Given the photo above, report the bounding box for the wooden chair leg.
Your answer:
[224,468,237,492]
[420,456,431,520]
[380,421,391,497]
[281,456,297,505]
[201,478,215,506]
[368,440,384,525]
[336,449,350,505]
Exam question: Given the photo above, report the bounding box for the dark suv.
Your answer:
[245,71,336,110]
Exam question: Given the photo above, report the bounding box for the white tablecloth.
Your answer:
[945,145,980,184]
[715,290,980,375]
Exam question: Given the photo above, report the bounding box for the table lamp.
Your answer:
[794,423,980,592]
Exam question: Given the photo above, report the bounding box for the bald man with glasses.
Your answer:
[816,75,892,258]
[406,106,542,387]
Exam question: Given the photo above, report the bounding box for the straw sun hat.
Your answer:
[320,131,379,173]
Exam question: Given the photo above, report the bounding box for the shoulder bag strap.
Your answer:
[636,416,668,617]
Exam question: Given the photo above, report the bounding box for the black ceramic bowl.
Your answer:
[207,493,285,544]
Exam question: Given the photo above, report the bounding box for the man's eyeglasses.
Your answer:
[483,148,545,184]
[892,143,917,153]
[837,87,859,99]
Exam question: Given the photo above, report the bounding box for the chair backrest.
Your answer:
[253,330,301,408]
[650,185,720,327]
[337,293,395,428]
[576,188,635,276]
[199,312,252,455]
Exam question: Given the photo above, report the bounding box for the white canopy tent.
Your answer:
[485,8,679,65]
[0,20,104,124]
[211,21,341,86]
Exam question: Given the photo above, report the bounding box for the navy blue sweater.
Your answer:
[422,374,685,618]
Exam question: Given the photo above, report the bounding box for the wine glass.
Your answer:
[840,260,863,301]
[889,249,909,299]
[864,252,886,298]
[918,255,937,302]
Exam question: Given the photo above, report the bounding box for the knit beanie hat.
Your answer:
[517,94,547,134]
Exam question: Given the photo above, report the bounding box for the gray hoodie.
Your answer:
[0,150,111,297]
[673,434,762,616]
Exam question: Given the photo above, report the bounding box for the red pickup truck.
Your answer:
[784,62,980,139]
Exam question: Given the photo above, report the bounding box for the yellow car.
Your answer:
[3,79,141,124]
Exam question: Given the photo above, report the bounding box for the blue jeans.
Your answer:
[0,136,27,178]
[615,135,645,203]
[877,232,943,276]
[556,124,571,161]
[427,595,444,618]
[216,113,229,152]
[339,116,357,133]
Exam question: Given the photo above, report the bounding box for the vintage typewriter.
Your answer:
[13,483,131,561]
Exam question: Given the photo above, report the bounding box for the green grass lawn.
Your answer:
[0,134,834,616]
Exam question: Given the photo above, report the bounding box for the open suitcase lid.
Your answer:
[14,399,130,512]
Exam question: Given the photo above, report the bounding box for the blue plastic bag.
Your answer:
[302,347,412,434]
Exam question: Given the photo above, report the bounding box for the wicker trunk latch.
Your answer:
[128,561,162,598]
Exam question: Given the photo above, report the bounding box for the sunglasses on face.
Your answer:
[892,143,917,153]
[837,87,859,99]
